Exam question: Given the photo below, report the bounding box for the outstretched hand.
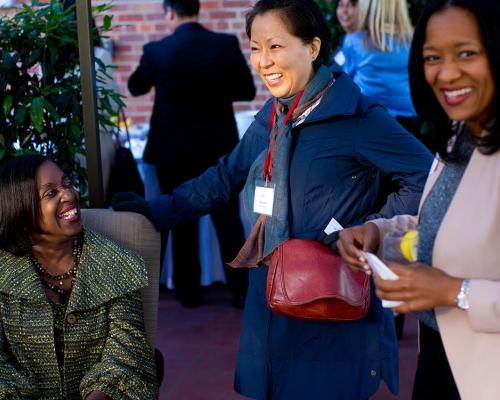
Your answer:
[112,191,154,224]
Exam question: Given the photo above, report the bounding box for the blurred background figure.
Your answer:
[128,0,255,309]
[327,0,359,72]
[342,0,416,132]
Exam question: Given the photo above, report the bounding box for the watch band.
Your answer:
[455,279,470,311]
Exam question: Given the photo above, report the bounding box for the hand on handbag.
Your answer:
[112,191,155,225]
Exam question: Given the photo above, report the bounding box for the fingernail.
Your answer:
[365,270,372,275]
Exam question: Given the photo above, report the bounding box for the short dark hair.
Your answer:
[163,0,199,17]
[245,0,332,70]
[0,154,49,256]
[409,0,500,160]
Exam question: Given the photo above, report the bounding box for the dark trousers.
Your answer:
[170,196,248,299]
[156,168,248,300]
[171,196,249,300]
[412,321,461,400]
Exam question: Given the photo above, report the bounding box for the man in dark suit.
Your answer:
[128,0,255,309]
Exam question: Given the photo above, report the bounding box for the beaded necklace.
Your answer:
[31,234,83,295]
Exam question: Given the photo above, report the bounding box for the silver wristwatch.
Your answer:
[455,279,470,311]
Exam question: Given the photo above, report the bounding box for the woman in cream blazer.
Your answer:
[337,0,500,399]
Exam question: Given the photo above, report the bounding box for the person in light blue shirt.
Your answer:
[342,0,415,120]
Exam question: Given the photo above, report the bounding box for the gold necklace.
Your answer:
[31,234,83,295]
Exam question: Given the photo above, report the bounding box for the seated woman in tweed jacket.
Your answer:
[0,154,159,399]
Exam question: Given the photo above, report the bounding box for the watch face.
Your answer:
[457,295,469,310]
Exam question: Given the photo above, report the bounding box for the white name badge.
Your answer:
[253,181,275,216]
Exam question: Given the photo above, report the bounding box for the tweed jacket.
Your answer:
[373,134,500,399]
[0,227,159,400]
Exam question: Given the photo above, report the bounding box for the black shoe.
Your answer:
[232,293,246,309]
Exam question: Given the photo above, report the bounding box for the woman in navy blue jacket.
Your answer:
[114,0,433,398]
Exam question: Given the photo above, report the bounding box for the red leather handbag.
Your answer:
[266,239,370,321]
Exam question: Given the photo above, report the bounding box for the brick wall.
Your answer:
[102,0,268,124]
[7,0,268,124]
[102,0,270,123]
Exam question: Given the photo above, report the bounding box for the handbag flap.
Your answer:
[276,239,369,306]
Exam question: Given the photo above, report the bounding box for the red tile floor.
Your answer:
[156,283,419,400]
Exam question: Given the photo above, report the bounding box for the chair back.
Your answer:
[81,209,160,350]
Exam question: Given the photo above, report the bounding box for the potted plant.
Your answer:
[0,0,123,205]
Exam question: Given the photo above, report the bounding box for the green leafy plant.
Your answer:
[0,0,124,206]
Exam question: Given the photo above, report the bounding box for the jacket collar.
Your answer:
[0,227,148,311]
[0,252,46,301]
[254,72,361,126]
[174,21,205,35]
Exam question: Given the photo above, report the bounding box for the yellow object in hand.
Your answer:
[400,229,419,262]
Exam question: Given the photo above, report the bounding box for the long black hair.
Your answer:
[409,0,500,161]
[0,154,49,256]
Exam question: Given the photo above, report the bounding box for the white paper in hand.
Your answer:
[363,252,403,308]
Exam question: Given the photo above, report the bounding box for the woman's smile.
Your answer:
[441,86,473,106]
[265,73,284,86]
[58,204,79,221]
